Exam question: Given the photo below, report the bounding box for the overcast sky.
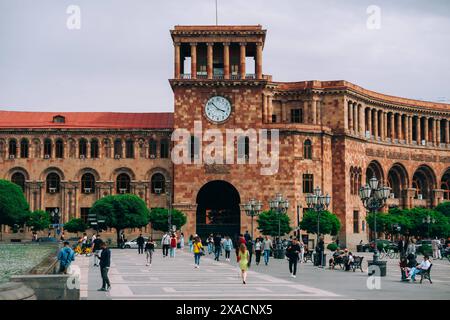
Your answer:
[0,0,449,112]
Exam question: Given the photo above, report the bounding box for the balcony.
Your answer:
[179,73,265,80]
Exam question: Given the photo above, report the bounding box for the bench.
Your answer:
[351,256,364,272]
[420,264,432,284]
[303,251,313,263]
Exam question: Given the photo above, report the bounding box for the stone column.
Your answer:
[380,112,385,140]
[348,103,353,132]
[268,95,273,124]
[239,43,246,79]
[312,99,317,125]
[174,42,181,79]
[367,108,372,137]
[281,100,286,123]
[190,43,197,79]
[397,114,402,141]
[408,116,413,144]
[445,120,449,144]
[353,103,358,134]
[223,42,230,80]
[262,93,268,124]
[207,42,214,80]
[255,42,263,79]
[359,104,365,135]
[304,101,310,124]
[389,113,394,140]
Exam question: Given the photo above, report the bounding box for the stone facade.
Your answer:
[0,25,449,248]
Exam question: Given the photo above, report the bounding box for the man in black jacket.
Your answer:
[97,242,111,291]
[286,238,301,278]
[92,234,103,267]
[213,234,222,261]
[137,234,145,254]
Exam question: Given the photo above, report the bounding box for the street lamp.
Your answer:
[269,193,289,258]
[244,199,262,241]
[422,215,436,238]
[359,176,391,264]
[305,186,331,267]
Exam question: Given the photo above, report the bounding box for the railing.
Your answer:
[179,73,260,80]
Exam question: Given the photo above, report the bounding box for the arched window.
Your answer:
[81,173,96,194]
[90,139,99,158]
[8,139,17,158]
[20,139,29,158]
[11,172,25,191]
[151,173,166,194]
[116,173,130,194]
[79,138,88,158]
[160,139,169,158]
[44,139,52,158]
[304,139,312,160]
[46,173,60,193]
[114,139,122,158]
[149,138,157,158]
[55,139,64,158]
[125,139,134,158]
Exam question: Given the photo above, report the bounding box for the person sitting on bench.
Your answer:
[409,255,431,282]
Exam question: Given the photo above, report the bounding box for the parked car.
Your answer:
[362,240,398,252]
[415,239,432,252]
[123,237,149,249]
[36,237,58,243]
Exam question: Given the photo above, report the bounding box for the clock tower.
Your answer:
[169,25,275,239]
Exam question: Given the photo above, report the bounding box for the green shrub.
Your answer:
[327,243,338,251]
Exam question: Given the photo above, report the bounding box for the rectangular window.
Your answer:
[80,208,90,224]
[353,211,359,233]
[272,114,277,123]
[302,174,314,193]
[291,109,302,123]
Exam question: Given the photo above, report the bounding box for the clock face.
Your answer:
[204,96,232,123]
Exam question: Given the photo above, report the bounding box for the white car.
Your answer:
[123,237,148,249]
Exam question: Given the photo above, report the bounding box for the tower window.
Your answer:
[302,174,314,194]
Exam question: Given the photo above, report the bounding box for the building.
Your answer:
[1,25,449,247]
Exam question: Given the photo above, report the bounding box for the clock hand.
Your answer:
[211,102,226,113]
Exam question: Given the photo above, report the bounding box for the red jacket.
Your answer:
[170,237,177,248]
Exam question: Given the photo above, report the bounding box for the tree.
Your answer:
[64,218,88,235]
[300,210,341,236]
[89,194,150,246]
[435,201,450,218]
[403,207,449,238]
[25,210,51,232]
[0,179,30,239]
[148,208,187,232]
[257,210,292,237]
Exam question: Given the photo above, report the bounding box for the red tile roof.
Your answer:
[0,111,174,129]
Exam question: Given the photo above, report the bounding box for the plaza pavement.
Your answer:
[73,248,450,300]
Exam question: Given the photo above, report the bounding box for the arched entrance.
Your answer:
[412,165,436,201]
[366,160,384,184]
[196,180,241,240]
[387,163,409,199]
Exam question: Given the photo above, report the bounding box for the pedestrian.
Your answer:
[57,241,75,274]
[223,235,233,261]
[170,233,177,258]
[244,230,251,243]
[237,244,249,284]
[299,240,305,263]
[398,236,407,258]
[179,233,185,250]
[316,236,325,267]
[145,238,156,266]
[286,238,301,278]
[214,233,222,261]
[432,237,441,259]
[263,235,273,266]
[410,255,431,282]
[119,231,125,249]
[161,232,171,257]
[236,234,246,256]
[255,238,262,265]
[207,234,214,255]
[32,231,38,242]
[246,238,254,267]
[96,241,111,291]
[406,238,416,257]
[92,234,103,267]
[188,235,194,253]
[193,236,204,268]
[136,233,145,254]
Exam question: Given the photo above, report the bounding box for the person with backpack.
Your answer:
[170,233,177,258]
[161,232,171,257]
[193,236,204,268]
[136,233,145,254]
[145,238,156,266]
[57,241,75,274]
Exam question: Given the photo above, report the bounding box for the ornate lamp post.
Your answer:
[269,193,289,259]
[305,186,331,267]
[359,176,391,275]
[422,215,435,238]
[244,199,262,241]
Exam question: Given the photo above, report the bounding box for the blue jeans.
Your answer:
[214,246,221,260]
[170,247,176,257]
[208,243,213,254]
[194,253,201,265]
[264,249,271,265]
[410,267,423,280]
